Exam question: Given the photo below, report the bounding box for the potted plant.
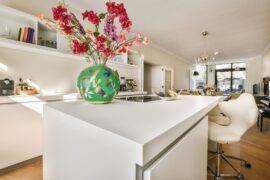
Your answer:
[38,1,147,104]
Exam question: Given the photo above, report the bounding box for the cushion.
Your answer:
[208,114,231,126]
[208,106,221,116]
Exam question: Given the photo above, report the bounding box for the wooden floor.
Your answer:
[0,160,42,180]
[0,120,269,180]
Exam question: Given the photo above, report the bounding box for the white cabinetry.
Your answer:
[0,102,42,169]
[143,117,208,180]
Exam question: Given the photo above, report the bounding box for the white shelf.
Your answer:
[0,37,139,68]
[0,37,79,59]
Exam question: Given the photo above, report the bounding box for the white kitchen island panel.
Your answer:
[43,106,142,180]
[143,117,208,180]
[43,96,223,180]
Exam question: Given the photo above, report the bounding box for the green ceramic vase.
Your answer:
[77,65,120,104]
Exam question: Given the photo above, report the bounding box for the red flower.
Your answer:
[119,15,132,30]
[52,5,67,21]
[95,35,107,50]
[72,40,88,54]
[106,2,132,30]
[106,2,125,16]
[82,10,101,26]
[60,14,72,25]
[95,35,106,44]
[61,24,73,35]
[102,48,114,58]
[52,5,73,34]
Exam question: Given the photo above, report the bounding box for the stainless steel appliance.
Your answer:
[0,78,14,96]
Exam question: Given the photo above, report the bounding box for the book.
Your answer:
[30,28,35,43]
[20,27,24,42]
[28,28,35,44]
[23,27,28,42]
[26,28,32,43]
[17,28,22,41]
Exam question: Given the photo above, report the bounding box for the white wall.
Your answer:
[143,63,152,93]
[263,48,270,77]
[136,45,190,90]
[245,57,263,93]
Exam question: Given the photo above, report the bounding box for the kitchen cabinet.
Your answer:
[143,117,208,180]
[43,96,221,180]
[0,93,80,170]
[0,102,42,169]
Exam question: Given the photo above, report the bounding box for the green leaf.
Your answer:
[93,31,100,37]
[99,13,106,19]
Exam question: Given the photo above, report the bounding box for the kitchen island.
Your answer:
[43,95,223,180]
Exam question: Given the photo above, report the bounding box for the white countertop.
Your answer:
[0,93,81,105]
[0,91,147,105]
[47,95,222,145]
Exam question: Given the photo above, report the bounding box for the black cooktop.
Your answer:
[117,95,161,102]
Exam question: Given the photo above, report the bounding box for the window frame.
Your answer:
[215,63,246,92]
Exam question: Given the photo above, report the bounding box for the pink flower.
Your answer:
[37,13,44,20]
[117,43,131,54]
[82,10,101,26]
[118,33,127,43]
[143,37,149,45]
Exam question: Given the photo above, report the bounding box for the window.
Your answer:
[215,63,246,93]
[216,64,231,70]
[192,65,207,89]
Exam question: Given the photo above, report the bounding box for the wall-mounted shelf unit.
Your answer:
[0,4,140,69]
[0,37,139,69]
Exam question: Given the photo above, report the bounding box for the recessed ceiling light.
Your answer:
[214,51,220,55]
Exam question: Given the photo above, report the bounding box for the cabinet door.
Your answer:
[0,103,42,169]
[143,117,208,180]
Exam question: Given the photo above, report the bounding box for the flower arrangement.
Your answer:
[38,1,148,65]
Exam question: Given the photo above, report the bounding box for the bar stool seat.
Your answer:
[208,93,258,179]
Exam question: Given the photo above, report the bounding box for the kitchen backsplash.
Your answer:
[0,48,141,95]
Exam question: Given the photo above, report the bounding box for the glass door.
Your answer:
[232,71,246,91]
[163,67,173,96]
[216,71,231,93]
[165,69,172,95]
[215,63,246,93]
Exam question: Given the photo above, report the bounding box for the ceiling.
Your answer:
[1,0,270,63]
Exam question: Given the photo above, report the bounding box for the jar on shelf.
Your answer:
[0,24,11,39]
